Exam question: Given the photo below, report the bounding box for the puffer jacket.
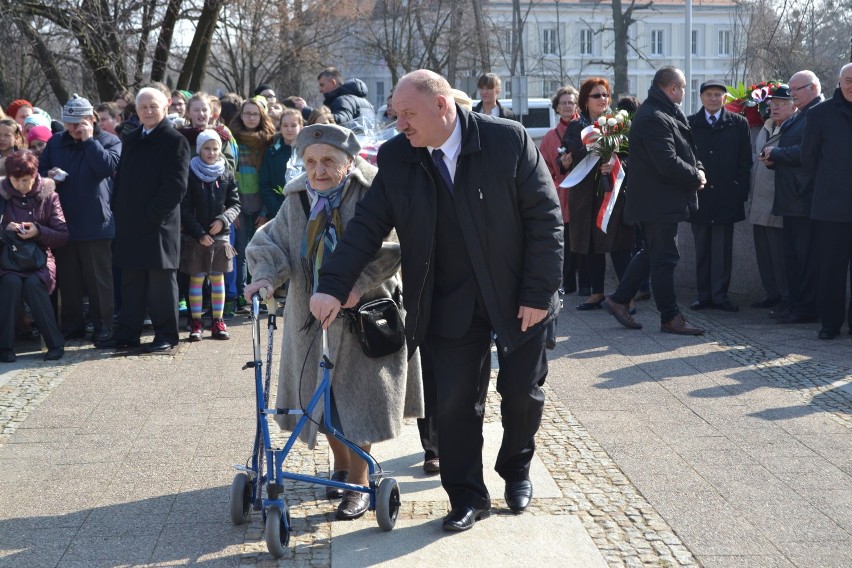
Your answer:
[323,79,376,125]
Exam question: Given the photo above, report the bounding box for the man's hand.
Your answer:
[697,169,707,191]
[518,305,547,332]
[759,146,775,167]
[341,285,361,309]
[77,118,93,142]
[310,293,342,329]
[293,97,307,110]
[244,279,274,303]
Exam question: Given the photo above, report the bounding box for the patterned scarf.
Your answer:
[189,155,226,183]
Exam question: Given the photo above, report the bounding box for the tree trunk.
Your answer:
[612,0,629,97]
[470,0,490,72]
[12,15,69,104]
[151,0,183,82]
[181,0,223,90]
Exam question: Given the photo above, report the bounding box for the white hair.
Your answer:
[136,87,168,107]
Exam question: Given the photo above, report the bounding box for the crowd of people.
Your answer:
[3,60,851,535]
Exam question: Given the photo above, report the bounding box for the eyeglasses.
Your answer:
[242,111,261,118]
[791,83,812,92]
[588,93,610,99]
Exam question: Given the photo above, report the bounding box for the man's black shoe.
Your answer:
[712,301,739,312]
[44,347,64,361]
[690,300,711,310]
[442,505,491,532]
[92,329,112,343]
[62,328,86,340]
[776,313,818,324]
[818,328,839,340]
[144,340,175,353]
[751,297,782,309]
[95,337,141,349]
[504,480,533,514]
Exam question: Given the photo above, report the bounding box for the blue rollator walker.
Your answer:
[228,294,400,558]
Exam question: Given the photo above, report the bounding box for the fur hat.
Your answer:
[62,94,94,123]
[295,124,361,159]
[196,128,222,153]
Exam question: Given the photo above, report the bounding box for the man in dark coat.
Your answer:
[760,70,824,324]
[603,66,706,335]
[96,87,190,351]
[801,63,852,338]
[39,94,122,342]
[309,70,563,532]
[687,80,753,312]
[296,67,375,126]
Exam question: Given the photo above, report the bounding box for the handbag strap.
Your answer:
[0,195,6,226]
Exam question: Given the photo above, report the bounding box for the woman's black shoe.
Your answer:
[576,299,604,311]
[336,490,370,520]
[818,328,839,340]
[326,470,349,499]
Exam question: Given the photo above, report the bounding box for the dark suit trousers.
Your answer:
[427,310,547,510]
[114,267,179,345]
[816,221,852,331]
[611,222,680,322]
[782,216,817,318]
[55,239,115,334]
[691,224,734,304]
[416,343,439,461]
[0,273,63,350]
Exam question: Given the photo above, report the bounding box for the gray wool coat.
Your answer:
[747,120,784,229]
[245,156,423,448]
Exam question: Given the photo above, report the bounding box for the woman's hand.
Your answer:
[244,279,274,303]
[559,151,573,169]
[199,234,214,247]
[13,222,39,240]
[599,162,613,176]
[255,215,268,228]
[209,219,224,236]
[341,285,361,309]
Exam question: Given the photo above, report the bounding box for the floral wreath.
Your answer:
[724,81,783,127]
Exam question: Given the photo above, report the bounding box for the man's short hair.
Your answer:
[144,81,171,101]
[318,67,344,83]
[653,66,683,89]
[477,73,502,90]
[399,71,453,99]
[136,87,168,108]
[96,102,121,120]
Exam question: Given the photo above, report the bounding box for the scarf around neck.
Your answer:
[190,156,226,183]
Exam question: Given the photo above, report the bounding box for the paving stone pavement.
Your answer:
[0,289,850,567]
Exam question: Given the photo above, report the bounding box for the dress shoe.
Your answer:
[44,346,64,361]
[603,297,642,329]
[660,314,705,335]
[818,328,839,340]
[144,340,175,353]
[689,300,711,310]
[423,457,440,474]
[326,470,349,499]
[750,297,782,309]
[336,490,370,520]
[769,304,791,319]
[442,504,492,532]
[92,329,112,343]
[62,328,86,340]
[0,349,16,363]
[576,299,604,311]
[95,336,141,349]
[776,313,818,324]
[504,479,533,514]
[633,290,652,302]
[712,301,739,312]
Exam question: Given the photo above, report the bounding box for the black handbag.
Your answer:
[0,229,47,273]
[341,295,405,359]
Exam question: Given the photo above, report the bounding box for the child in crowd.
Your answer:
[26,126,52,156]
[307,105,334,125]
[259,107,303,220]
[180,92,237,170]
[180,130,240,341]
[0,118,25,176]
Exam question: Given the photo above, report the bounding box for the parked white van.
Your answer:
[473,98,557,146]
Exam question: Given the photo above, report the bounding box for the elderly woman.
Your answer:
[0,150,69,362]
[244,124,423,521]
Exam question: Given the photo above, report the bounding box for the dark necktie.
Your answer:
[708,114,717,126]
[431,148,454,195]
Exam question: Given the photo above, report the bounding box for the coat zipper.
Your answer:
[412,162,437,338]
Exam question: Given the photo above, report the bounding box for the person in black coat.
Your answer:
[603,66,706,335]
[296,67,375,126]
[97,87,190,352]
[309,70,563,532]
[687,81,753,312]
[760,70,824,324]
[472,73,518,120]
[801,63,852,338]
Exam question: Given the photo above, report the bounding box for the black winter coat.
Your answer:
[323,79,375,125]
[688,108,752,225]
[181,167,241,240]
[316,107,564,356]
[802,89,852,222]
[768,95,822,217]
[472,100,518,121]
[624,86,704,224]
[112,119,190,269]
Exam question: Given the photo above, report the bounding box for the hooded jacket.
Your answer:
[321,79,375,125]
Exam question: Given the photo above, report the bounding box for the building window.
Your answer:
[650,29,664,56]
[542,28,557,55]
[376,81,385,106]
[718,29,732,56]
[580,28,593,55]
[691,78,701,112]
[691,29,698,56]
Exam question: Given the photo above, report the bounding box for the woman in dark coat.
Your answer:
[0,150,69,362]
[564,78,633,310]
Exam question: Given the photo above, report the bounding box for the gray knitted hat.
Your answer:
[295,124,361,159]
[62,94,94,123]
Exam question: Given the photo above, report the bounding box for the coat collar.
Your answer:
[0,175,55,202]
[282,155,377,197]
[398,105,483,164]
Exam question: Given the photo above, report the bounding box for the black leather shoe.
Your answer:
[44,346,64,361]
[712,301,739,312]
[504,480,533,514]
[423,457,440,474]
[326,470,348,499]
[776,313,818,324]
[818,328,839,340]
[95,337,141,349]
[336,490,370,520]
[92,329,112,343]
[690,300,711,310]
[62,328,86,340]
[442,505,492,532]
[144,340,175,353]
[576,299,604,311]
[751,297,782,309]
[0,350,16,363]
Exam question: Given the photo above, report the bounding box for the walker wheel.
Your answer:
[229,472,252,525]
[375,477,400,531]
[264,504,291,558]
